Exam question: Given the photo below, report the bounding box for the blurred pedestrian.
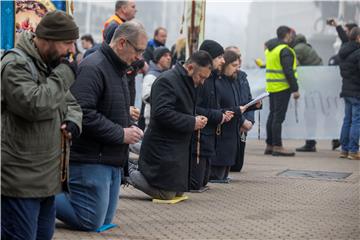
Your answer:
[103,0,137,39]
[338,27,360,160]
[291,33,323,152]
[143,27,168,63]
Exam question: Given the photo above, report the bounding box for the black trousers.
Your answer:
[266,89,291,147]
[190,156,210,190]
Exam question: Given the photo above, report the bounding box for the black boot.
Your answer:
[296,140,316,152]
[332,139,340,150]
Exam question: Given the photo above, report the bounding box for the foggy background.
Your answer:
[74,0,360,68]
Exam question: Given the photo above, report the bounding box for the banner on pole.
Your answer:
[246,66,344,140]
[1,0,70,51]
[183,0,206,58]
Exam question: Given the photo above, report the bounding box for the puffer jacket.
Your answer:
[338,41,360,98]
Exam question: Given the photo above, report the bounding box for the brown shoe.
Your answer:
[272,146,295,157]
[348,152,360,160]
[264,145,273,155]
[339,151,348,158]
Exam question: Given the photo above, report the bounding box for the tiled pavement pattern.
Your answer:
[54,140,360,240]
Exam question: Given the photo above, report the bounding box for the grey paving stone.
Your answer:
[54,140,360,240]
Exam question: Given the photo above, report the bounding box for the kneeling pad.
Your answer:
[96,223,118,233]
[152,195,188,204]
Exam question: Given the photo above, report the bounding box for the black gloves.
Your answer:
[64,121,80,138]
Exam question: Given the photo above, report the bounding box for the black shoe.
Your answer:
[121,176,133,187]
[332,139,340,150]
[296,145,316,152]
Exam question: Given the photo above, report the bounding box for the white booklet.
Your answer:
[244,92,269,108]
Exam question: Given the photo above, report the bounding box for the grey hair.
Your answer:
[110,20,147,44]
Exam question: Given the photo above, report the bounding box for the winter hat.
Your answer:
[199,40,224,59]
[153,47,171,63]
[35,10,79,40]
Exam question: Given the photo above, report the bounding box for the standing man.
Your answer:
[56,20,146,231]
[338,27,360,160]
[292,33,323,152]
[129,51,212,200]
[103,0,137,38]
[1,11,82,239]
[190,40,232,190]
[143,27,168,63]
[80,34,95,52]
[264,26,300,156]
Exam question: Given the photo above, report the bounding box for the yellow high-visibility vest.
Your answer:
[265,44,298,93]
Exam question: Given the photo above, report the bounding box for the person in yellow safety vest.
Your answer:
[264,25,300,157]
[102,0,137,39]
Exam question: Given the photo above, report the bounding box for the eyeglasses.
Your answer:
[126,39,145,55]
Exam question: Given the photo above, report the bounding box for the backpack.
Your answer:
[1,48,38,112]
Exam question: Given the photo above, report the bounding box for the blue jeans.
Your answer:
[55,163,121,231]
[340,97,360,153]
[1,196,55,240]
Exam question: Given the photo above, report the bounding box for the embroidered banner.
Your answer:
[1,0,70,51]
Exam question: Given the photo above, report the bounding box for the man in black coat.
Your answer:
[56,21,146,231]
[129,51,213,200]
[190,40,234,190]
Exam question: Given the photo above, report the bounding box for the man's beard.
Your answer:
[45,49,63,68]
[229,72,237,80]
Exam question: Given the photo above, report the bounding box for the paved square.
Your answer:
[54,140,360,240]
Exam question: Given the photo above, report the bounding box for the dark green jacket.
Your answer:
[1,32,82,198]
[293,34,323,66]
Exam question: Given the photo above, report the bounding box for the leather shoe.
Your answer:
[272,146,295,157]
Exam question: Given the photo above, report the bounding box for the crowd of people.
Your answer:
[1,0,359,239]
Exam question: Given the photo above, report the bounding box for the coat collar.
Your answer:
[100,42,128,74]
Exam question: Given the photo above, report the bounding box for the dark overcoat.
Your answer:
[191,71,223,158]
[139,63,196,192]
[213,75,243,166]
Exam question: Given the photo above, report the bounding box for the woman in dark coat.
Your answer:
[211,50,258,181]
[225,47,260,172]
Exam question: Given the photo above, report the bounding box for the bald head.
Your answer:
[115,0,137,21]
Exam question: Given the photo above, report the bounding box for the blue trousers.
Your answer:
[340,97,360,153]
[1,196,55,240]
[56,163,121,231]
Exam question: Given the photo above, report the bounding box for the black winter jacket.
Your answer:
[70,43,131,167]
[338,41,360,98]
[192,71,223,158]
